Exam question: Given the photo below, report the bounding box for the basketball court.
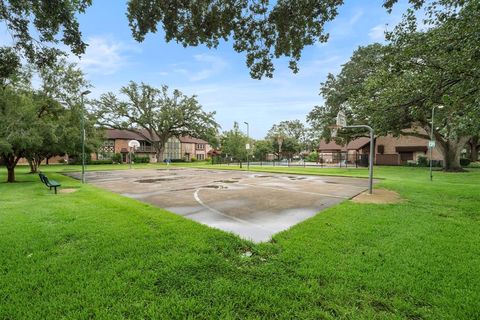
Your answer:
[65,168,370,242]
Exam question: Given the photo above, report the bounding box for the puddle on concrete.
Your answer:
[286,176,307,181]
[214,180,238,184]
[170,187,196,192]
[324,181,339,184]
[201,185,227,189]
[136,177,178,183]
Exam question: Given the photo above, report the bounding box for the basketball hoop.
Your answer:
[127,140,140,168]
[128,140,140,151]
[336,111,347,127]
[328,125,342,138]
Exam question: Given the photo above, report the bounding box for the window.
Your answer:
[163,137,181,160]
[196,143,205,150]
[100,139,115,153]
[98,140,115,160]
[377,145,384,154]
[196,154,205,160]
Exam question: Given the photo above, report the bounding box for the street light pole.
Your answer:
[80,90,91,184]
[244,121,249,170]
[429,105,443,182]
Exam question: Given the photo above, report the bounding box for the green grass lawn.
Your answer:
[1,164,479,319]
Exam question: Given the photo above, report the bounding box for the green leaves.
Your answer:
[308,1,480,170]
[220,122,249,161]
[126,0,343,79]
[0,1,92,68]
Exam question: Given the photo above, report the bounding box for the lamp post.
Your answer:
[80,90,91,184]
[244,121,250,170]
[430,105,444,181]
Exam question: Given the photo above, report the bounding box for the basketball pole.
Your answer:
[332,111,374,195]
[343,125,374,194]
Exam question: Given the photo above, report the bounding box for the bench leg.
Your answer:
[54,186,57,194]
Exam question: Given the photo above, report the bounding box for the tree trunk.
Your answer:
[28,159,36,173]
[4,154,19,183]
[469,136,479,162]
[438,137,469,172]
[27,155,43,173]
[7,167,15,183]
[154,142,164,163]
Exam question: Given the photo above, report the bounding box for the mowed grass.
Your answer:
[1,165,479,319]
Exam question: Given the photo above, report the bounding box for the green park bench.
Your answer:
[39,173,61,194]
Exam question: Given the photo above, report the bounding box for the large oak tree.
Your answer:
[94,82,219,162]
[308,1,480,171]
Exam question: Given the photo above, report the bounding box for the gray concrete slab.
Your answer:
[64,168,370,242]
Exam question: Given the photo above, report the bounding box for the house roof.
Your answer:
[178,136,208,144]
[318,137,370,151]
[106,128,159,140]
[104,129,208,144]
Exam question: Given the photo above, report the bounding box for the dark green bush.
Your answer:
[305,151,319,162]
[90,160,113,165]
[417,156,428,167]
[68,154,92,165]
[460,158,471,167]
[171,159,186,163]
[111,153,122,164]
[133,155,150,163]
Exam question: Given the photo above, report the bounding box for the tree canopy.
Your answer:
[0,0,91,67]
[308,1,480,170]
[125,0,453,79]
[220,122,249,163]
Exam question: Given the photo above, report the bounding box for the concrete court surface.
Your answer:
[65,168,370,242]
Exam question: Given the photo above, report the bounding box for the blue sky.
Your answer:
[4,1,409,138]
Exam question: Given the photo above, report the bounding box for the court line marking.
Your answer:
[193,188,274,232]
[235,183,353,199]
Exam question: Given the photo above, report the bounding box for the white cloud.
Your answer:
[189,54,228,81]
[71,36,141,75]
[349,9,364,26]
[165,54,229,81]
[368,24,386,41]
[327,7,365,39]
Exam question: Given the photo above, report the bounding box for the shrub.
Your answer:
[431,160,443,167]
[460,158,471,167]
[133,155,150,163]
[90,160,113,165]
[190,157,197,162]
[468,161,480,168]
[417,156,428,167]
[305,151,318,162]
[111,153,122,164]
[68,154,92,165]
[171,159,186,163]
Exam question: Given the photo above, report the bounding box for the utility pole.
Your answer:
[430,105,444,181]
[80,90,91,184]
[244,122,250,170]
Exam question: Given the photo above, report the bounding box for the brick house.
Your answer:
[375,133,443,165]
[94,129,212,163]
[318,129,444,165]
[318,137,371,163]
